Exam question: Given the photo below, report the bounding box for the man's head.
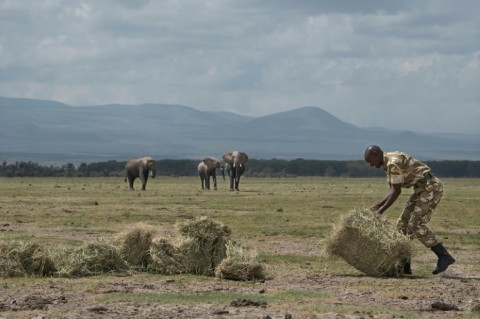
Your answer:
[364,145,384,168]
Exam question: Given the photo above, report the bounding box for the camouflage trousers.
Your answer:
[396,174,443,248]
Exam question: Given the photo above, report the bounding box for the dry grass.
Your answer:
[56,242,129,277]
[149,216,235,276]
[323,208,415,277]
[215,240,266,281]
[1,217,262,280]
[0,241,56,277]
[113,222,157,269]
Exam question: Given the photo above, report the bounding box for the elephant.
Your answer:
[125,157,156,190]
[223,151,248,191]
[198,157,225,190]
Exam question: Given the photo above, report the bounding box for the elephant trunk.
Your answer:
[221,167,225,181]
[234,162,240,183]
[150,168,156,178]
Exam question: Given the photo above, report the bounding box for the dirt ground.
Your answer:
[1,250,479,319]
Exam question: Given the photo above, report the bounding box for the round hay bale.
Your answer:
[57,242,128,277]
[323,208,415,277]
[0,241,56,277]
[114,222,157,269]
[215,241,266,281]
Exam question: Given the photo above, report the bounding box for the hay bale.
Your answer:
[176,216,231,275]
[215,241,265,281]
[0,241,56,277]
[57,242,128,277]
[323,208,414,277]
[149,216,231,276]
[114,222,156,269]
[148,237,191,275]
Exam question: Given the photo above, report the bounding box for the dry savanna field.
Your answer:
[0,176,479,319]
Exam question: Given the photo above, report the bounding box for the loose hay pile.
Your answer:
[0,241,56,277]
[149,216,232,276]
[324,208,414,277]
[114,222,156,269]
[57,242,129,277]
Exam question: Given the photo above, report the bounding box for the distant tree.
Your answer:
[77,163,89,177]
[0,159,479,178]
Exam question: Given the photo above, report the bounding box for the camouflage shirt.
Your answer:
[383,151,431,188]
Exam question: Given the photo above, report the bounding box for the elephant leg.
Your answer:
[128,176,135,190]
[200,177,205,189]
[212,173,217,190]
[235,176,240,191]
[141,171,149,191]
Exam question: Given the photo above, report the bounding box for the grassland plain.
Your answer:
[0,176,479,319]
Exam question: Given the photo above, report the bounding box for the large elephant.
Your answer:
[125,157,157,190]
[197,157,225,190]
[223,151,248,191]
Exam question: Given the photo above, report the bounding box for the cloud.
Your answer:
[0,0,479,134]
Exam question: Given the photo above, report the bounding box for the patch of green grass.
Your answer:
[261,254,319,264]
[303,304,415,318]
[99,289,331,304]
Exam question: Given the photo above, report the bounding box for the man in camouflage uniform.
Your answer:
[364,145,455,275]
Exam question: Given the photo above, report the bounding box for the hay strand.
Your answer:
[323,208,414,277]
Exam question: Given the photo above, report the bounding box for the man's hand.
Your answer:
[370,183,402,216]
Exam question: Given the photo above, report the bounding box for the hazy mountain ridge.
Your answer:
[0,96,478,163]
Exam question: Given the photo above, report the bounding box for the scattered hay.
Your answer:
[57,242,128,277]
[215,241,266,281]
[0,241,56,277]
[149,216,231,276]
[323,208,414,277]
[113,222,157,269]
[0,217,264,281]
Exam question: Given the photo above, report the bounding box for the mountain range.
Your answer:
[0,96,478,164]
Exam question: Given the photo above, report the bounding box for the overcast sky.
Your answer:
[1,0,479,134]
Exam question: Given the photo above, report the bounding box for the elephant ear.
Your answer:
[237,152,248,164]
[223,152,234,164]
[147,159,156,167]
[202,157,216,168]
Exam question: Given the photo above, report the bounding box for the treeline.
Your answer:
[1,159,480,178]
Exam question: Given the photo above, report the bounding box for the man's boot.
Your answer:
[397,258,412,275]
[403,259,412,275]
[431,243,455,275]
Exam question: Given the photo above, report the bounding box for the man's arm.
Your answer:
[370,183,402,215]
